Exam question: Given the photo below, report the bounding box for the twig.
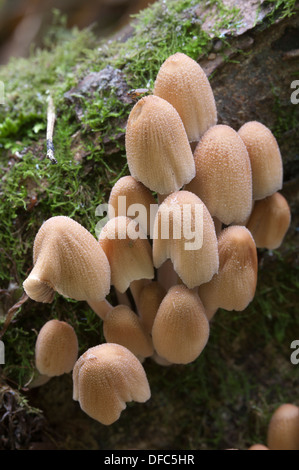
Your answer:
[46,94,57,164]
[0,292,29,339]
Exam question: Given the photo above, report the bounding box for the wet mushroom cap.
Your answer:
[238,121,283,200]
[267,403,299,450]
[153,52,217,142]
[35,319,78,377]
[73,343,151,425]
[125,95,195,194]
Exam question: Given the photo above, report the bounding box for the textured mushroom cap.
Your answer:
[248,444,269,450]
[267,404,299,450]
[125,95,195,194]
[103,305,154,358]
[198,226,258,312]
[35,319,78,377]
[185,124,252,225]
[99,216,154,293]
[23,216,110,303]
[153,191,219,288]
[153,52,217,142]
[108,175,157,236]
[238,121,283,200]
[152,285,210,364]
[246,192,291,250]
[73,343,151,425]
[138,281,166,333]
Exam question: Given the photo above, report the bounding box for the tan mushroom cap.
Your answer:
[99,216,154,293]
[153,52,217,142]
[103,305,154,358]
[108,175,157,237]
[125,95,195,195]
[138,281,166,334]
[248,444,269,450]
[35,319,78,377]
[238,121,283,201]
[23,216,111,303]
[153,190,219,289]
[73,343,151,425]
[246,192,291,250]
[152,285,210,364]
[267,403,299,450]
[185,124,252,225]
[198,226,258,312]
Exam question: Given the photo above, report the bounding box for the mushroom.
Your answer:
[35,319,78,377]
[138,281,166,334]
[23,216,110,304]
[267,403,299,450]
[198,226,258,313]
[246,192,291,250]
[152,285,210,364]
[108,175,157,237]
[238,121,283,201]
[103,305,154,359]
[73,343,151,425]
[248,444,269,450]
[125,95,195,195]
[153,190,219,289]
[185,124,252,225]
[98,216,154,294]
[153,52,217,142]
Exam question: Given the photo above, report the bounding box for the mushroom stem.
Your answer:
[87,299,113,320]
[114,288,132,309]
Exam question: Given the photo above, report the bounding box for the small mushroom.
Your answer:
[152,285,210,364]
[185,124,252,225]
[35,319,78,377]
[238,121,283,200]
[73,343,151,425]
[246,192,291,250]
[23,216,110,304]
[267,403,299,450]
[153,52,217,142]
[248,444,269,450]
[125,95,195,195]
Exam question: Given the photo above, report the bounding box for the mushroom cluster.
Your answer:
[23,52,291,428]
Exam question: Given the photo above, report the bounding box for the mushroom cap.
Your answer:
[138,281,166,334]
[153,52,217,142]
[246,192,291,250]
[248,444,269,450]
[198,226,258,312]
[185,124,252,225]
[23,216,111,303]
[103,305,154,358]
[35,319,78,377]
[152,285,210,364]
[238,121,283,200]
[125,95,195,194]
[73,343,151,425]
[108,175,157,236]
[99,216,154,293]
[153,190,219,288]
[267,403,299,450]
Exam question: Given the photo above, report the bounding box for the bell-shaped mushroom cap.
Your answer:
[153,191,219,289]
[198,226,258,312]
[248,444,269,450]
[73,343,151,425]
[238,121,283,201]
[153,52,217,142]
[267,403,299,450]
[23,216,110,303]
[185,124,252,225]
[152,285,210,364]
[138,281,166,334]
[103,305,154,358]
[246,192,291,250]
[108,175,157,237]
[125,95,195,195]
[35,319,78,377]
[99,216,154,293]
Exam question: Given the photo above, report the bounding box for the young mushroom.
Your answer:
[152,284,210,364]
[35,319,78,377]
[23,216,111,304]
[125,95,195,195]
[73,343,151,425]
[267,403,299,450]
[153,52,217,142]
